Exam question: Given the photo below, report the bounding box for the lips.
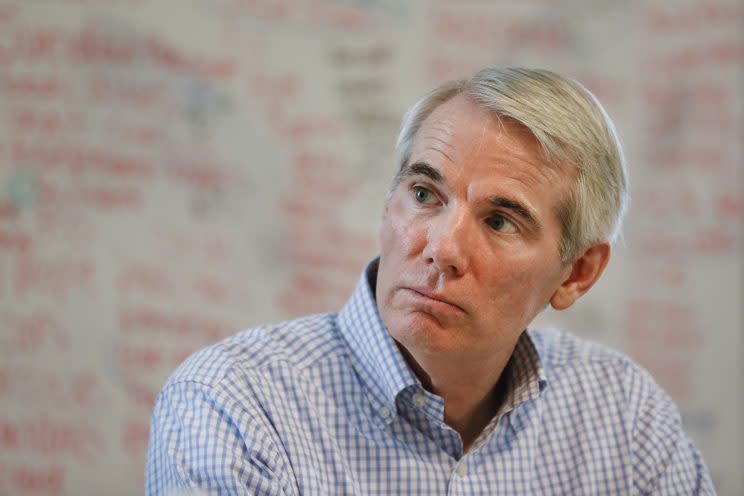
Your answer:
[405,287,465,312]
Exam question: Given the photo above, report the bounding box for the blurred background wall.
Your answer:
[0,0,741,494]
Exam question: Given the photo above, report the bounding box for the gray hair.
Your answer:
[394,67,629,264]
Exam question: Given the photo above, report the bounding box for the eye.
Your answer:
[412,186,438,205]
[486,214,517,233]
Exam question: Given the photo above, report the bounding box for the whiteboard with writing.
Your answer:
[0,1,741,494]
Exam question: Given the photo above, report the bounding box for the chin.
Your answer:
[387,311,459,356]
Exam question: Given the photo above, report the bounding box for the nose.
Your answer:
[422,207,471,277]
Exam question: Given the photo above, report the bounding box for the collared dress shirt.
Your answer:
[146,259,715,495]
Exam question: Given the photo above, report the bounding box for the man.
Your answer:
[146,67,714,495]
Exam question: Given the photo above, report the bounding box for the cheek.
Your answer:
[380,198,425,259]
[479,255,554,308]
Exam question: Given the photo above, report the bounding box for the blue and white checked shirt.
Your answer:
[146,259,714,495]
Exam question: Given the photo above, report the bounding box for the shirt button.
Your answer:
[412,392,426,407]
[455,461,467,477]
[379,406,392,421]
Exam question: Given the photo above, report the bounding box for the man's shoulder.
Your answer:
[164,311,345,391]
[527,328,654,389]
[526,332,712,493]
[528,328,628,366]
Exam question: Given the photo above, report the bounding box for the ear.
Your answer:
[550,242,611,311]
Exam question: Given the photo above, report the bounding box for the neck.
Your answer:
[400,346,514,452]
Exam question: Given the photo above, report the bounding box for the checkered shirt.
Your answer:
[146,260,715,495]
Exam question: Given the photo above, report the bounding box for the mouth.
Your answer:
[404,287,465,313]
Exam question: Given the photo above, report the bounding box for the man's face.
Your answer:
[376,94,575,367]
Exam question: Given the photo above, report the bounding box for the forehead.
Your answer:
[408,94,573,194]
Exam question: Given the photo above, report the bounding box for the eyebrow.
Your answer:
[489,196,542,232]
[397,161,443,184]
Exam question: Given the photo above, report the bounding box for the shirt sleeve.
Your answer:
[626,364,716,495]
[145,380,291,496]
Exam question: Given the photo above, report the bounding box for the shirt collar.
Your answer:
[502,330,548,413]
[337,258,548,425]
[337,258,420,420]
